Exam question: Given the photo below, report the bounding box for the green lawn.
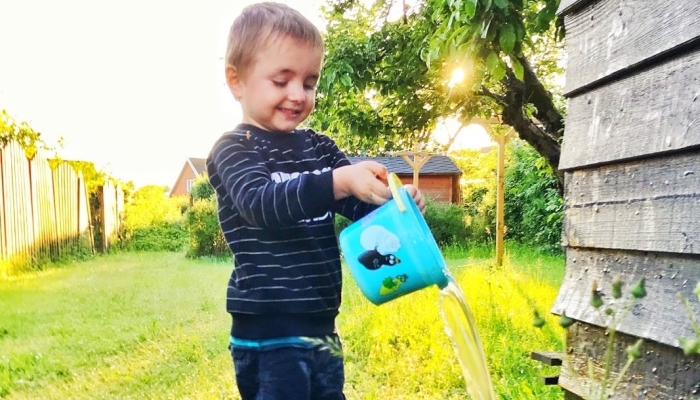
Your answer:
[1,249,565,399]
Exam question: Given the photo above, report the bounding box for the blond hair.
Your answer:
[225,2,323,76]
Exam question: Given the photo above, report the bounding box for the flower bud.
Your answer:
[532,309,545,328]
[631,278,647,299]
[558,312,574,329]
[625,339,643,361]
[591,281,603,309]
[612,275,623,299]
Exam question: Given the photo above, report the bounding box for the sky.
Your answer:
[0,0,490,189]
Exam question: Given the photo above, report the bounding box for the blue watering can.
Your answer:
[339,173,449,305]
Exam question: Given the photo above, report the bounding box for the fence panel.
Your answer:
[0,142,94,270]
[2,142,33,263]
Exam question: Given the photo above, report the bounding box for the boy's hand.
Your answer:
[403,184,426,214]
[333,161,392,205]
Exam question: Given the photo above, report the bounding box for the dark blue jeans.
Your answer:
[230,336,346,400]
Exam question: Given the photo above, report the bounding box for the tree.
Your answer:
[314,0,566,191]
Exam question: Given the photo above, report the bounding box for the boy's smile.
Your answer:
[227,35,323,133]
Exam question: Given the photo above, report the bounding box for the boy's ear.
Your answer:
[225,65,242,100]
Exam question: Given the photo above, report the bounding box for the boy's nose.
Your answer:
[287,83,306,102]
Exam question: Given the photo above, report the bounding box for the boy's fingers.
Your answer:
[365,162,388,179]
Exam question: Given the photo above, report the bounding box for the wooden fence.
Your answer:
[0,141,123,274]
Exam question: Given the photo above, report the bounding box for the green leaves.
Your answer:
[340,74,352,87]
[485,51,499,74]
[498,23,516,54]
[680,337,700,356]
[511,57,524,81]
[493,0,509,9]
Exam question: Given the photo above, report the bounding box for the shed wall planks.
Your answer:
[553,247,700,347]
[562,0,700,95]
[559,48,700,171]
[562,151,700,254]
[560,323,700,399]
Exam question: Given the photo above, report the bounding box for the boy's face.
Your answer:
[227,35,323,133]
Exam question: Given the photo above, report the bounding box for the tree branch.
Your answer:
[516,54,565,142]
[478,87,507,107]
[501,67,564,193]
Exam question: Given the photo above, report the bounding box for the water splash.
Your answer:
[439,272,497,400]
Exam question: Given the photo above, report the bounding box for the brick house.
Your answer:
[170,155,462,203]
[348,156,462,204]
[169,157,206,197]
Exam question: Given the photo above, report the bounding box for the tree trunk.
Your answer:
[499,56,565,195]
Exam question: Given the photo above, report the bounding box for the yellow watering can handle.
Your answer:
[388,173,406,213]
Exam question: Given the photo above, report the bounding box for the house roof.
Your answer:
[347,155,461,175]
[188,158,207,175]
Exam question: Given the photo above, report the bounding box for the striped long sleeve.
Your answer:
[206,124,376,340]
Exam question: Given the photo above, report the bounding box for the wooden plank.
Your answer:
[531,351,564,366]
[560,48,700,171]
[4,142,33,262]
[560,323,700,399]
[553,247,700,348]
[0,146,5,263]
[557,0,593,17]
[562,0,700,95]
[563,151,700,254]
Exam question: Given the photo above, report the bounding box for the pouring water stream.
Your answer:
[438,272,497,400]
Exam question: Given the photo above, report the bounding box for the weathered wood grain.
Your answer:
[559,323,700,399]
[552,247,700,348]
[559,48,700,171]
[557,0,593,17]
[562,151,700,254]
[561,0,700,95]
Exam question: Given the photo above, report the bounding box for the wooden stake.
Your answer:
[496,129,514,268]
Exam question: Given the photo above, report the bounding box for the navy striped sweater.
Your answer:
[206,124,376,339]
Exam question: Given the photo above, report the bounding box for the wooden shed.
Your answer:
[348,156,462,204]
[552,1,700,398]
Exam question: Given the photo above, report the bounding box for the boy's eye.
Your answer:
[304,83,317,90]
[273,81,287,87]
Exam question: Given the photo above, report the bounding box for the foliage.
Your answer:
[678,282,700,356]
[123,185,186,230]
[185,199,230,259]
[0,109,59,159]
[0,250,564,399]
[504,140,563,253]
[121,222,189,252]
[190,174,215,201]
[336,199,472,246]
[121,185,189,251]
[452,148,499,242]
[423,198,471,246]
[316,0,566,189]
[531,275,647,400]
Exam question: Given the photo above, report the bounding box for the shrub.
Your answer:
[186,199,230,259]
[504,142,563,254]
[423,199,470,246]
[335,214,353,236]
[120,185,190,252]
[190,174,214,201]
[123,185,187,230]
[122,221,189,252]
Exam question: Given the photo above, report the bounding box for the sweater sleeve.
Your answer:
[319,135,379,222]
[208,133,336,228]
